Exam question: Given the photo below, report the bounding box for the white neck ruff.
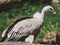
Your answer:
[33,12,44,19]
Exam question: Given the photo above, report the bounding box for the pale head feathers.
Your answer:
[33,6,56,18]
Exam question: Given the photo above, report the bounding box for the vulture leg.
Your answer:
[25,35,34,43]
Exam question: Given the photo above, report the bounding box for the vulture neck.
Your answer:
[41,8,46,16]
[33,9,46,19]
[33,11,45,19]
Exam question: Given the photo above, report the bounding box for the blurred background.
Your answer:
[0,0,60,44]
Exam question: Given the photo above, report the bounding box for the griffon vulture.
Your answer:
[0,6,56,43]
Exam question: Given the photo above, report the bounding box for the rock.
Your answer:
[0,0,21,4]
[34,32,56,44]
[53,0,59,3]
[0,42,41,45]
[43,32,56,44]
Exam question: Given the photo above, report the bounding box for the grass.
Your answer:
[0,2,60,39]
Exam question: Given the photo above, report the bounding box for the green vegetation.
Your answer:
[0,2,60,39]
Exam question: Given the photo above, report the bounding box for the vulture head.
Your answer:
[41,6,56,15]
[33,6,56,19]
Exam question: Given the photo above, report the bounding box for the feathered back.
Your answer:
[0,17,32,42]
[5,17,32,35]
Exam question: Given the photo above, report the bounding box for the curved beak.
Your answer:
[53,11,56,15]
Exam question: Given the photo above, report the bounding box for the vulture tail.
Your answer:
[0,36,7,42]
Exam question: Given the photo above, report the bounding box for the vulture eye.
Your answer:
[50,8,53,10]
